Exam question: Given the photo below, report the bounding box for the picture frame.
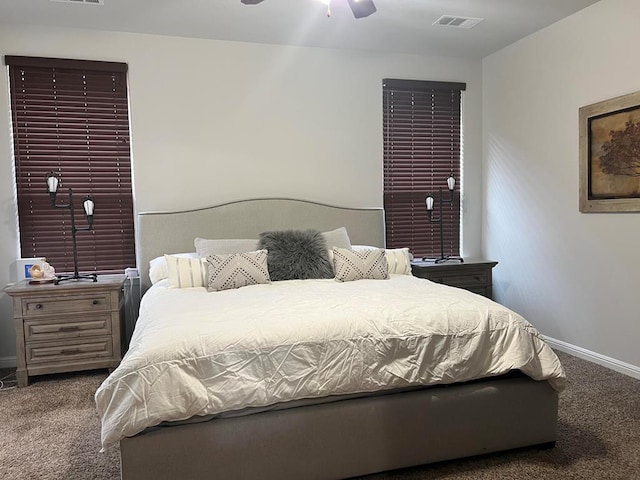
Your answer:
[14,257,46,281]
[579,90,640,212]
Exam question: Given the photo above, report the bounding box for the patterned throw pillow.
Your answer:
[382,247,412,275]
[165,254,208,288]
[351,246,413,275]
[332,247,389,282]
[206,250,271,292]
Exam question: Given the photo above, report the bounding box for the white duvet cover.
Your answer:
[95,275,566,449]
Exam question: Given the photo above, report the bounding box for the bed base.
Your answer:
[120,375,558,480]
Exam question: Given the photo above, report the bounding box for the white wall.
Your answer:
[0,24,483,365]
[483,0,640,373]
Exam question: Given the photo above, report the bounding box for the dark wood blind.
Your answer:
[6,56,135,274]
[383,79,465,258]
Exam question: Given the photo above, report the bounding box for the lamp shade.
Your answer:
[83,196,95,216]
[45,172,60,193]
[425,195,435,211]
[447,174,456,191]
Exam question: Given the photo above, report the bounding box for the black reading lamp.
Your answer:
[423,173,464,264]
[45,171,98,284]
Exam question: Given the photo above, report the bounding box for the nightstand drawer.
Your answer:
[22,294,111,318]
[431,270,489,287]
[26,336,113,365]
[465,286,491,296]
[24,315,112,342]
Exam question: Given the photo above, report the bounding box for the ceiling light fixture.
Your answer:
[316,0,332,17]
[50,0,104,5]
[240,0,377,19]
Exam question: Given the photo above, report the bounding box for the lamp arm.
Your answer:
[74,223,93,232]
[49,193,72,210]
[445,189,455,203]
[426,211,442,223]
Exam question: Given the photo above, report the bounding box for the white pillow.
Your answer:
[149,252,199,284]
[353,246,412,275]
[321,227,352,249]
[165,254,208,288]
[194,238,260,257]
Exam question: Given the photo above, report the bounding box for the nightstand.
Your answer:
[411,259,498,299]
[4,274,125,387]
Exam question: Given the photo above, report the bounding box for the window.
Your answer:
[383,79,465,258]
[6,56,135,274]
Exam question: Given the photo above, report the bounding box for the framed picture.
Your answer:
[579,90,640,212]
[14,257,46,281]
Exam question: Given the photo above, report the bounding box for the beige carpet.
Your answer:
[0,351,638,480]
[0,371,119,480]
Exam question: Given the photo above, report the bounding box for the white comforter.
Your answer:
[95,275,566,449]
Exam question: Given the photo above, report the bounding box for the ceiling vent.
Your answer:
[50,0,104,5]
[434,15,483,28]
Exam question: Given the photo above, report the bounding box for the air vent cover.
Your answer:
[434,15,483,28]
[50,0,104,5]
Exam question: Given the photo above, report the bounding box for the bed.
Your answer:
[95,198,565,480]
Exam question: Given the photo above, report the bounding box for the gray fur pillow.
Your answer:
[258,229,334,281]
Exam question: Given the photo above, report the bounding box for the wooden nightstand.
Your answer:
[411,259,498,299]
[4,274,125,387]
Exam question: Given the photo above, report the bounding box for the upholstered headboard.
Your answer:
[137,198,385,291]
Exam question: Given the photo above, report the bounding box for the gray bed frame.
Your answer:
[121,198,558,480]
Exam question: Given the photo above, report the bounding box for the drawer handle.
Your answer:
[60,348,81,355]
[59,326,80,332]
[35,304,43,309]
[92,300,100,305]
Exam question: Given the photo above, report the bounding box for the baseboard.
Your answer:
[0,356,17,369]
[543,336,640,380]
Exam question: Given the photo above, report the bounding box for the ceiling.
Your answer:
[1,0,601,58]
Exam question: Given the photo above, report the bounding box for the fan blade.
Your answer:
[241,0,265,4]
[347,0,376,18]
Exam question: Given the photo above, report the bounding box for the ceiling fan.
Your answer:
[240,0,377,19]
